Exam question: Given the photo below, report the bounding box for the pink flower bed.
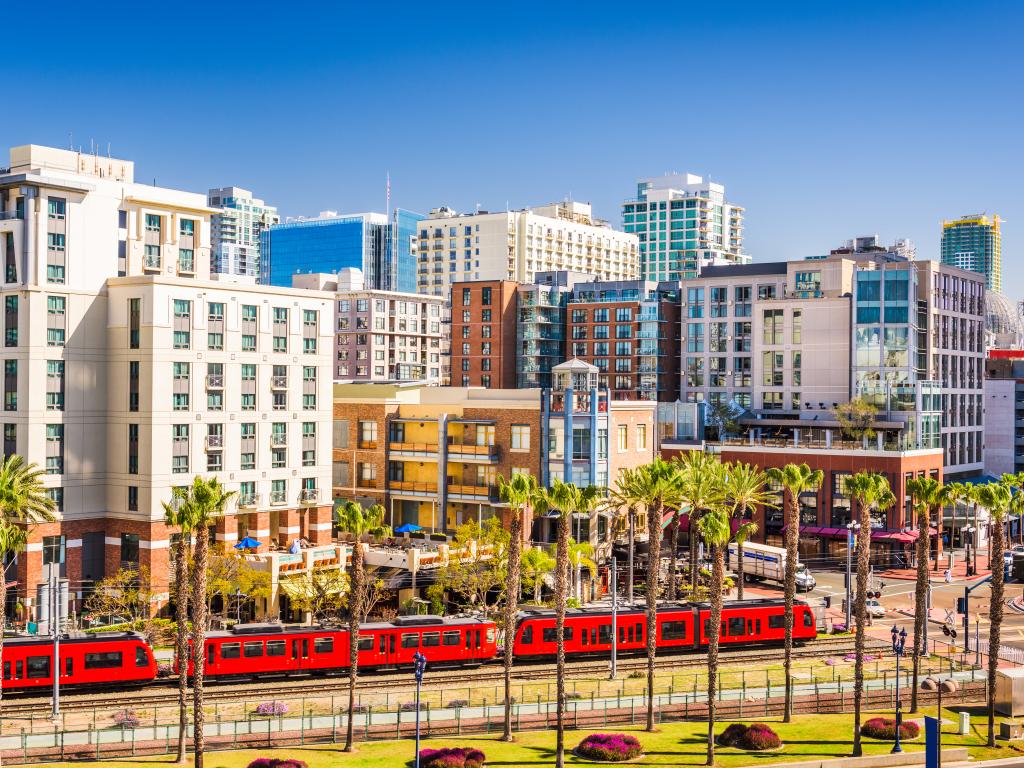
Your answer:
[418,747,486,768]
[576,733,644,761]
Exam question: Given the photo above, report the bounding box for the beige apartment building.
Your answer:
[0,145,333,620]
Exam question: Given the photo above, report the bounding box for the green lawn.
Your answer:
[33,708,1024,766]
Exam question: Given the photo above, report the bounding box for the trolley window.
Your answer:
[443,631,461,646]
[26,656,50,678]
[208,644,215,665]
[804,612,814,628]
[728,617,745,636]
[136,646,149,667]
[519,626,533,645]
[84,651,123,669]
[662,621,687,640]
[2,661,10,679]
[244,642,264,658]
[267,640,286,657]
[314,637,334,654]
[635,623,643,641]
[422,632,440,647]
[401,633,420,649]
[64,657,73,676]
[768,615,785,630]
[598,624,612,644]
[581,629,589,646]
[220,643,241,659]
[542,627,573,643]
[486,627,495,644]
[357,637,373,651]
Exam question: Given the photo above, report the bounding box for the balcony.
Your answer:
[269,490,288,505]
[358,439,378,450]
[205,435,224,451]
[446,482,498,502]
[447,442,500,462]
[357,477,380,489]
[271,375,288,390]
[299,488,319,505]
[238,493,261,508]
[206,374,224,389]
[270,433,288,448]
[143,254,162,270]
[388,441,439,457]
[389,480,438,497]
[247,543,349,580]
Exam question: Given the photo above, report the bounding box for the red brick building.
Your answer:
[450,280,519,389]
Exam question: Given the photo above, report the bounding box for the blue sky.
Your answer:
[4,0,1021,296]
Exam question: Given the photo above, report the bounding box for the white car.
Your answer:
[865,599,886,618]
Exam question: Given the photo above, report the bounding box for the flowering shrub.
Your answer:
[716,723,749,747]
[254,701,289,717]
[576,733,643,762]
[245,759,308,768]
[739,723,782,750]
[862,718,920,740]
[449,699,470,709]
[351,703,369,714]
[113,709,139,729]
[401,701,427,711]
[418,747,486,768]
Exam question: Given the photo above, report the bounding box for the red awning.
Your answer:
[871,530,919,544]
[781,525,847,539]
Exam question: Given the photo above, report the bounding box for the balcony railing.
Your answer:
[269,490,287,505]
[271,434,288,447]
[271,375,288,389]
[356,478,379,489]
[299,488,319,504]
[206,374,224,389]
[446,482,497,500]
[389,480,438,494]
[238,493,261,508]
[447,442,500,460]
[143,254,161,270]
[205,435,224,450]
[388,441,439,455]
[358,440,378,450]
[0,211,23,221]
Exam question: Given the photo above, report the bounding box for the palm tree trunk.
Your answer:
[989,516,1005,747]
[174,538,190,763]
[191,531,209,768]
[555,512,570,768]
[852,500,871,757]
[628,507,635,607]
[667,512,678,601]
[690,514,701,593]
[706,543,724,766]
[645,499,662,732]
[911,503,929,714]
[736,536,745,602]
[502,510,523,742]
[345,542,364,752]
[783,495,798,723]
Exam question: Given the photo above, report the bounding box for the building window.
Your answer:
[270,479,287,505]
[45,424,64,474]
[359,421,377,448]
[462,288,471,306]
[762,309,783,345]
[357,462,377,488]
[241,304,257,351]
[128,485,139,512]
[5,296,18,347]
[3,360,15,411]
[636,424,647,451]
[617,425,628,452]
[128,423,139,474]
[173,300,191,349]
[47,296,66,347]
[120,533,140,567]
[128,298,140,348]
[481,287,492,305]
[46,360,64,410]
[172,362,190,410]
[178,248,194,273]
[2,424,14,458]
[272,307,288,352]
[172,424,189,474]
[511,425,530,451]
[42,535,65,566]
[129,360,140,411]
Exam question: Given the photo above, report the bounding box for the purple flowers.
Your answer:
[254,701,289,717]
[418,747,486,768]
[716,723,781,750]
[113,709,139,729]
[862,717,920,740]
[576,733,644,762]
[246,760,308,768]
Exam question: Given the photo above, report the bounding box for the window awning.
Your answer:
[449,418,497,425]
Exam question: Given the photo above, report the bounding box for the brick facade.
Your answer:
[449,280,519,389]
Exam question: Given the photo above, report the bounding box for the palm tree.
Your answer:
[847,472,894,757]
[721,462,773,601]
[521,546,555,604]
[0,455,56,765]
[696,502,731,766]
[765,463,823,722]
[979,481,1011,746]
[568,538,598,603]
[906,476,945,713]
[175,476,235,768]
[162,491,195,764]
[674,451,724,596]
[497,472,538,742]
[607,468,642,606]
[335,501,390,752]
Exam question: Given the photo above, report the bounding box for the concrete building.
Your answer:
[417,202,638,298]
[292,269,448,384]
[207,186,279,278]
[0,144,334,621]
[450,279,519,389]
[984,350,1024,477]
[942,214,1002,292]
[622,173,749,282]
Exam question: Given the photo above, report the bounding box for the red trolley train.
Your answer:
[1,632,157,691]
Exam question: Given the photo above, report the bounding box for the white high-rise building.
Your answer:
[417,201,638,298]
[208,186,279,278]
[623,173,749,281]
[0,145,333,619]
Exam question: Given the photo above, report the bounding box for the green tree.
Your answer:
[172,476,235,768]
[696,502,731,766]
[847,472,894,756]
[520,546,555,604]
[833,397,878,443]
[279,568,348,621]
[204,545,271,619]
[980,481,1011,746]
[163,497,193,763]
[765,463,823,722]
[335,501,389,752]
[497,472,538,742]
[721,462,772,601]
[906,476,946,713]
[676,452,725,596]
[432,518,509,615]
[568,538,598,603]
[607,467,643,606]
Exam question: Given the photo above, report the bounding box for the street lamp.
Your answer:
[964,526,975,576]
[890,625,907,753]
[413,652,427,768]
[920,676,959,768]
[234,588,243,624]
[846,521,861,629]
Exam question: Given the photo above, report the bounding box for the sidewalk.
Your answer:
[876,553,991,582]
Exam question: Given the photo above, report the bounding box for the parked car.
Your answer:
[865,599,886,618]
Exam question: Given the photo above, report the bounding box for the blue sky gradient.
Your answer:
[4,0,1020,295]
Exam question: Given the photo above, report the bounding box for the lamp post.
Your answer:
[234,588,242,624]
[413,652,427,768]
[964,526,975,577]
[846,521,860,629]
[610,556,618,680]
[891,625,907,753]
[920,676,959,768]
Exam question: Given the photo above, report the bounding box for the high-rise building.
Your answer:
[0,144,334,621]
[417,202,638,298]
[622,173,749,281]
[941,214,1002,292]
[207,186,279,278]
[262,208,424,292]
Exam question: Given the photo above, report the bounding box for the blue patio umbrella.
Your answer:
[394,523,423,533]
[234,536,261,550]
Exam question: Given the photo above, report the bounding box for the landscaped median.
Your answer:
[21,710,1024,767]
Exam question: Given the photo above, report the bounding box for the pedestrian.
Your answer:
[944,568,952,584]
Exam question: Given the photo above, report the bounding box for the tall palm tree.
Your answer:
[568,538,598,603]
[162,491,196,764]
[906,476,945,713]
[696,502,731,766]
[607,468,642,606]
[721,462,773,601]
[521,546,555,605]
[675,451,724,595]
[847,472,894,757]
[0,454,56,767]
[335,501,389,752]
[765,463,823,722]
[497,472,538,742]
[175,476,235,768]
[979,481,1010,746]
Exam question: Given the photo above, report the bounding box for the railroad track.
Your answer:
[3,636,880,717]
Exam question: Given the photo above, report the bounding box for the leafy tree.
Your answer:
[675,451,724,596]
[84,565,157,627]
[606,468,642,606]
[520,546,555,604]
[204,545,271,618]
[432,518,510,615]
[568,538,598,602]
[833,397,878,443]
[706,399,743,440]
[280,568,348,621]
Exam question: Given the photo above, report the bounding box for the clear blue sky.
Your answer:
[4,0,1021,296]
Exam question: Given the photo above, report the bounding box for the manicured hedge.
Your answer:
[716,723,782,750]
[862,718,920,740]
[576,733,644,761]
[418,747,486,768]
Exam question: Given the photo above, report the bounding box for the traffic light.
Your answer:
[957,597,967,614]
[823,595,831,608]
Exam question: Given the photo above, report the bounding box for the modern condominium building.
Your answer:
[622,173,749,282]
[417,202,638,298]
[941,214,1002,292]
[207,186,279,278]
[293,268,449,384]
[0,145,334,621]
[450,279,520,389]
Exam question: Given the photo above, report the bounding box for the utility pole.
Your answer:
[610,557,617,680]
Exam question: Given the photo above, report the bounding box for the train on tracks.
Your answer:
[2,597,817,692]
